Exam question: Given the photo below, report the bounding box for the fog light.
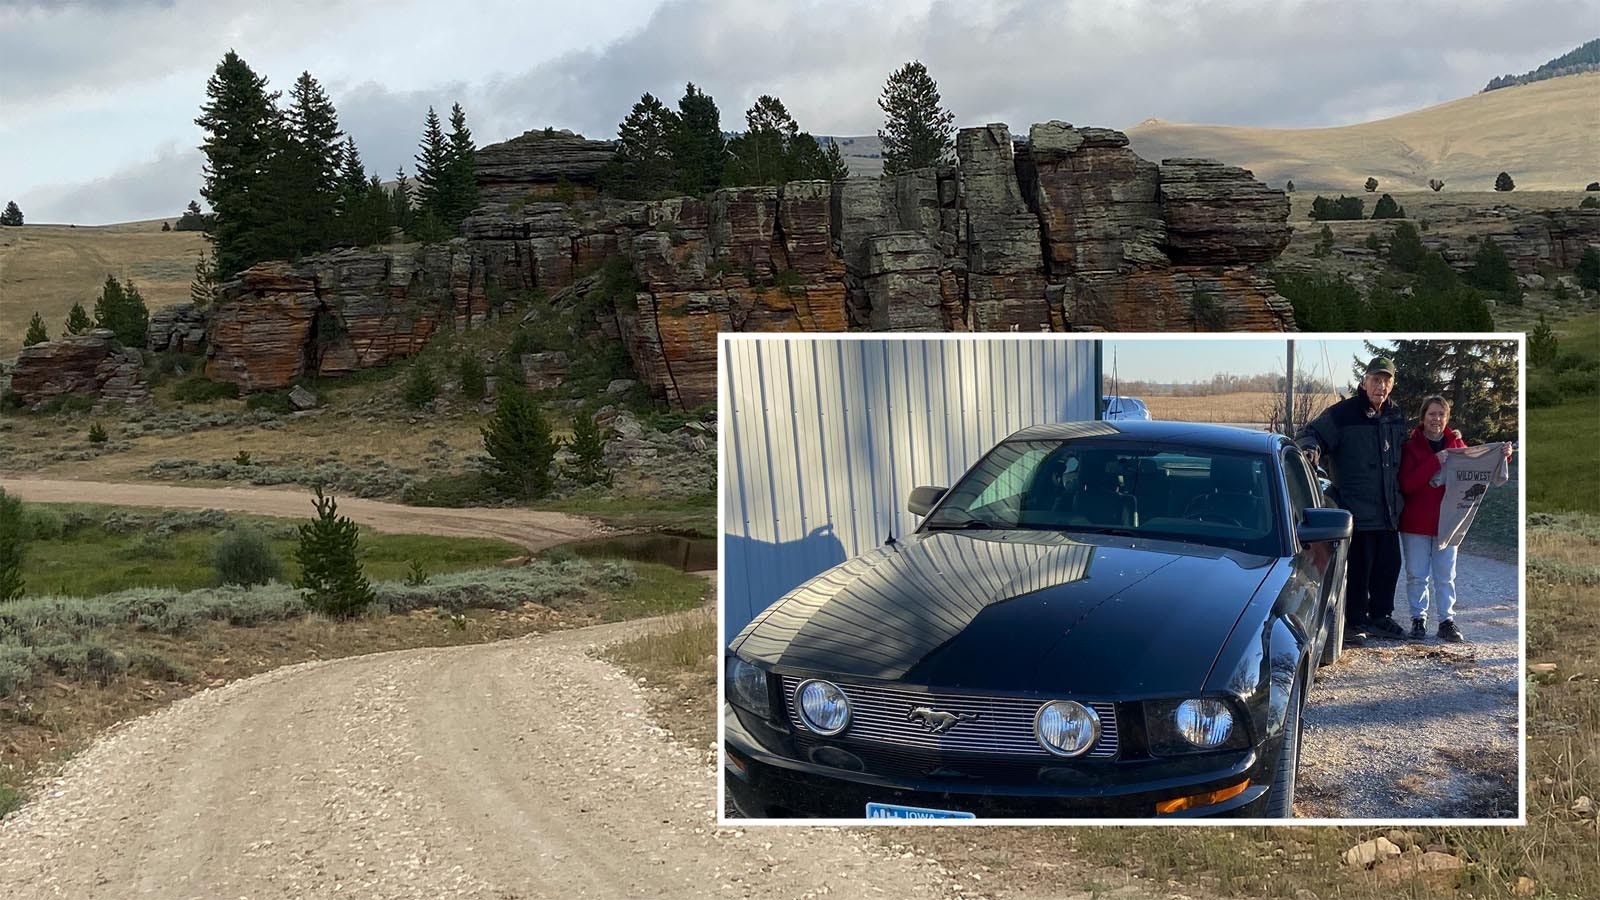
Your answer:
[1154,779,1250,814]
[797,679,851,735]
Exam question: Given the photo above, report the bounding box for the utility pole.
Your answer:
[1285,340,1296,436]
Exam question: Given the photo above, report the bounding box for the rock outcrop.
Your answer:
[199,118,1298,406]
[147,303,209,354]
[10,330,148,409]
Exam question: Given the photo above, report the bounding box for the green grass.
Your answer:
[535,493,717,538]
[1527,397,1600,515]
[602,562,710,621]
[17,503,523,599]
[1460,475,1519,558]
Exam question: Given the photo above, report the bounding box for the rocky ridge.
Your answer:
[9,330,149,409]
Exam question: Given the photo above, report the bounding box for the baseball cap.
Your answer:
[1364,356,1397,376]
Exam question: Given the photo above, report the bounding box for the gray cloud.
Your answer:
[18,143,205,225]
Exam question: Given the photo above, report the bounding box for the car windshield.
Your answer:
[923,440,1280,555]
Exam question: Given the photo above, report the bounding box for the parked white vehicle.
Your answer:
[1102,395,1152,421]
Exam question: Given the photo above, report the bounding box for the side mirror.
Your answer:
[907,485,948,517]
[1298,507,1352,544]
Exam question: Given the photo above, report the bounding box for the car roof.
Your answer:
[1005,420,1282,453]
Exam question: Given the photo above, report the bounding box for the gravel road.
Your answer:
[0,477,603,552]
[1296,548,1521,818]
[0,617,967,900]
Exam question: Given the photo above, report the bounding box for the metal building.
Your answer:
[720,336,1100,640]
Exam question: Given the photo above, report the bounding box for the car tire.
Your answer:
[1264,678,1303,818]
[1319,587,1345,668]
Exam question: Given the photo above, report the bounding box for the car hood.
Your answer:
[732,530,1278,697]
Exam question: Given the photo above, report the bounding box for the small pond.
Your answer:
[553,533,716,572]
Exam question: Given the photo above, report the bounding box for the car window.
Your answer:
[925,440,1279,555]
[1281,448,1316,521]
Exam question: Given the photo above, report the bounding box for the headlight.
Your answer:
[726,655,771,719]
[1175,698,1234,748]
[1034,700,1100,757]
[796,679,851,735]
[1145,698,1249,755]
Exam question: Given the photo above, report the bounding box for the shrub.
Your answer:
[1364,177,1378,192]
[20,506,65,541]
[234,449,253,466]
[1388,222,1426,272]
[1582,196,1600,209]
[244,391,294,414]
[458,356,486,400]
[566,410,612,486]
[1528,316,1559,367]
[88,422,108,444]
[1429,179,1445,192]
[1587,182,1600,191]
[482,388,559,499]
[1309,195,1363,221]
[294,486,376,618]
[1364,231,1382,251]
[1371,193,1405,219]
[171,375,239,404]
[1494,171,1515,192]
[403,361,439,408]
[1579,247,1600,291]
[401,473,496,508]
[213,526,284,586]
[0,490,26,602]
[1465,238,1519,298]
[24,312,48,346]
[406,559,428,586]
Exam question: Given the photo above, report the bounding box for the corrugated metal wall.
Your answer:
[721,336,1098,640]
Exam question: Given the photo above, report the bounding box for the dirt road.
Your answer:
[1297,549,1522,818]
[0,617,962,900]
[0,477,603,553]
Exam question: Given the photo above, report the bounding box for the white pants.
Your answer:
[1401,532,1458,622]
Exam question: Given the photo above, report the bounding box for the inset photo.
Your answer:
[718,334,1522,823]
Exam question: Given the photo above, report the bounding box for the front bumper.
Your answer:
[724,703,1277,819]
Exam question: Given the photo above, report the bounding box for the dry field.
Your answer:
[1142,390,1341,425]
[0,220,206,359]
[1127,72,1600,193]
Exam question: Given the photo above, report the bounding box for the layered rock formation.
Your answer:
[10,330,148,409]
[147,303,209,354]
[199,119,1299,406]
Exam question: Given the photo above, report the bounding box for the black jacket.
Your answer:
[1296,390,1407,531]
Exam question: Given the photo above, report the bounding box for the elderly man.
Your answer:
[1297,357,1410,642]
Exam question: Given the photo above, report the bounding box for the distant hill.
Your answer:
[1124,72,1599,193]
[1484,38,1600,91]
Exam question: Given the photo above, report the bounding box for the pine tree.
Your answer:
[273,71,345,256]
[1494,171,1515,192]
[1375,341,1518,442]
[403,360,439,408]
[565,410,611,486]
[1528,315,1559,367]
[600,93,681,199]
[1466,238,1518,296]
[1429,179,1445,192]
[1577,247,1600,291]
[294,486,375,618]
[481,388,558,499]
[671,83,725,195]
[1,201,24,226]
[0,488,26,603]
[391,169,412,232]
[726,95,807,186]
[443,103,481,229]
[190,251,218,307]
[823,139,850,181]
[92,275,149,347]
[64,302,92,335]
[24,312,48,346]
[1371,193,1406,219]
[196,51,285,277]
[1387,222,1426,272]
[412,107,450,235]
[1285,179,1295,193]
[877,60,956,175]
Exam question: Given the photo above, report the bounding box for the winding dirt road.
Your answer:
[0,618,963,899]
[0,477,603,552]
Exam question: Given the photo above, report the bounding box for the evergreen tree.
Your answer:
[1285,179,1295,193]
[175,199,210,231]
[0,488,25,603]
[24,312,48,346]
[600,93,681,199]
[877,60,956,175]
[671,83,726,195]
[339,136,367,200]
[565,409,611,486]
[1429,179,1445,192]
[443,103,481,228]
[92,276,150,347]
[1528,314,1559,367]
[413,107,450,230]
[196,51,285,277]
[1364,177,1378,192]
[391,169,412,232]
[824,138,850,181]
[403,360,439,408]
[1387,222,1426,272]
[726,95,817,186]
[1494,171,1515,192]
[294,486,375,618]
[2,201,24,226]
[190,251,218,307]
[1371,193,1405,219]
[1465,238,1518,296]
[64,301,92,335]
[1578,246,1600,290]
[272,70,345,256]
[481,388,559,499]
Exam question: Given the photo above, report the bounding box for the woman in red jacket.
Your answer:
[1398,396,1470,642]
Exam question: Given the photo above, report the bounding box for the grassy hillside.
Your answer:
[1126,72,1600,194]
[0,220,206,360]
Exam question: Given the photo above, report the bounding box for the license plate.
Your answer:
[865,802,975,820]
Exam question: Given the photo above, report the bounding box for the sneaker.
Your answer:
[1438,620,1466,643]
[1410,617,1427,640]
[1369,616,1407,639]
[1343,623,1368,647]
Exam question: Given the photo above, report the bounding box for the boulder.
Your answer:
[1343,836,1403,869]
[521,351,570,392]
[289,385,319,410]
[10,330,149,408]
[147,302,208,354]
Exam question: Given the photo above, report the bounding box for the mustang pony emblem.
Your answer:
[906,706,978,734]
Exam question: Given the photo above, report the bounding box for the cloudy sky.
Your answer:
[3,0,1590,224]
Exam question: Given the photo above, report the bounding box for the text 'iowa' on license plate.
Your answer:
[865,802,975,820]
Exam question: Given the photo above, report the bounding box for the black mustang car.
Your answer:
[724,421,1352,819]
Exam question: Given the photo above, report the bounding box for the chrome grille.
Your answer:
[781,677,1119,759]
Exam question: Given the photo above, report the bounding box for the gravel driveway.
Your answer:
[0,617,968,899]
[1296,548,1521,818]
